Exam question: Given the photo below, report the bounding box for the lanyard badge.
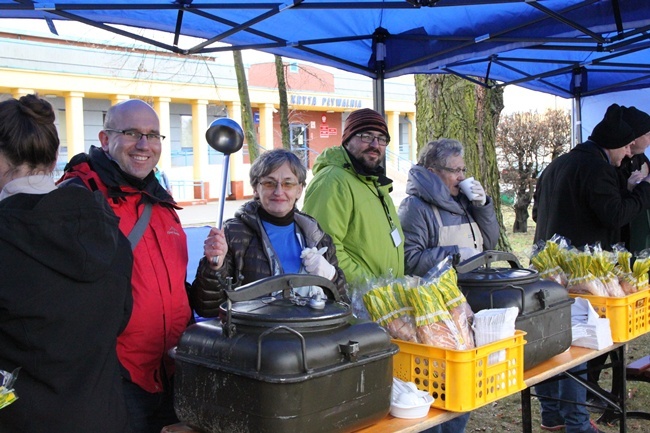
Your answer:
[375,185,402,248]
[390,226,402,248]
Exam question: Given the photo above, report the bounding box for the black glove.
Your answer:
[189,258,227,318]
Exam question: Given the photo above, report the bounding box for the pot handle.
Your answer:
[488,284,526,314]
[257,325,311,374]
[454,250,522,274]
[224,273,340,303]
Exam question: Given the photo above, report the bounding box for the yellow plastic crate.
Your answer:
[391,331,526,412]
[569,289,650,342]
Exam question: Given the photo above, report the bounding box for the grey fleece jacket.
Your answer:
[398,164,499,276]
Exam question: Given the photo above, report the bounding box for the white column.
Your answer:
[258,103,276,150]
[386,110,400,166]
[409,113,418,162]
[11,88,35,98]
[154,97,172,171]
[192,99,209,182]
[64,92,86,156]
[110,94,130,107]
[226,101,246,199]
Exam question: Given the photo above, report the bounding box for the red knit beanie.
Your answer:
[341,108,390,145]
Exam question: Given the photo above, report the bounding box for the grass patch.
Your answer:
[501,205,536,267]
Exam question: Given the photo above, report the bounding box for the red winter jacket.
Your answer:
[61,146,191,393]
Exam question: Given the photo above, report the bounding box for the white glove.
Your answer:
[470,180,487,206]
[301,247,336,280]
[628,170,645,191]
[458,247,480,262]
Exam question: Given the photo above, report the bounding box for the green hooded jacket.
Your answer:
[303,146,405,288]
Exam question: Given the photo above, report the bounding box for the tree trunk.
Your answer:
[513,202,529,233]
[233,50,259,161]
[414,74,511,251]
[274,55,291,149]
[512,179,532,233]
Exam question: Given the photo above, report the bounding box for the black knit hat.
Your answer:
[621,106,650,139]
[588,103,635,149]
[341,108,390,145]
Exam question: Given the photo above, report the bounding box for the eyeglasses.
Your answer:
[355,133,389,146]
[104,129,166,143]
[435,165,468,175]
[258,180,300,191]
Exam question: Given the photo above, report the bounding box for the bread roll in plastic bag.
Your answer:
[422,257,475,348]
[407,281,466,349]
[362,279,419,342]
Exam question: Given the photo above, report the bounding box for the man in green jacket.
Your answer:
[303,108,405,288]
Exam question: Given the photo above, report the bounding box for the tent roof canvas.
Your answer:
[1,0,649,97]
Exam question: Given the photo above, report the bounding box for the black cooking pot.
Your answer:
[174,274,398,433]
[455,250,573,370]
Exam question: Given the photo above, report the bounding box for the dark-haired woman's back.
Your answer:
[0,94,133,433]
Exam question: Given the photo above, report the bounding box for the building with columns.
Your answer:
[0,30,416,202]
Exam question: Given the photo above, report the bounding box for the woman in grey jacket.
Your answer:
[397,138,499,433]
[398,138,499,276]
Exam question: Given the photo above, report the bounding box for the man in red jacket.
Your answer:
[61,99,191,433]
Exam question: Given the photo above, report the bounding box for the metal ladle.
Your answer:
[205,117,244,229]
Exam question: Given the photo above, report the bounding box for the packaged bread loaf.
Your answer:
[362,279,419,342]
[407,281,466,349]
[564,248,608,297]
[422,260,475,349]
[613,244,637,295]
[530,236,569,287]
[590,245,625,297]
[633,251,650,291]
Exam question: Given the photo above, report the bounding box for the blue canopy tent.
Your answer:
[4,0,650,316]
[1,0,649,118]
[426,24,650,142]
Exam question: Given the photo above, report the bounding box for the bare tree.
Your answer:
[233,50,260,161]
[497,109,571,233]
[546,108,572,160]
[274,55,291,149]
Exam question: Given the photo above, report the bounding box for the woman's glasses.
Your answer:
[258,180,300,191]
[435,165,468,175]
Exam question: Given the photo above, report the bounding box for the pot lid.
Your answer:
[455,250,539,286]
[221,296,351,328]
[457,266,539,286]
[219,274,351,328]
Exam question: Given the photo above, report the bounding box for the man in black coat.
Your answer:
[617,106,650,252]
[533,104,650,250]
[532,103,650,433]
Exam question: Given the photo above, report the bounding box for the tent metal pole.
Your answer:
[572,95,582,147]
[571,67,585,148]
[372,77,385,116]
[372,76,387,168]
[372,30,387,116]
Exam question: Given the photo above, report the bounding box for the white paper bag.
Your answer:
[473,307,518,364]
[571,297,613,350]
